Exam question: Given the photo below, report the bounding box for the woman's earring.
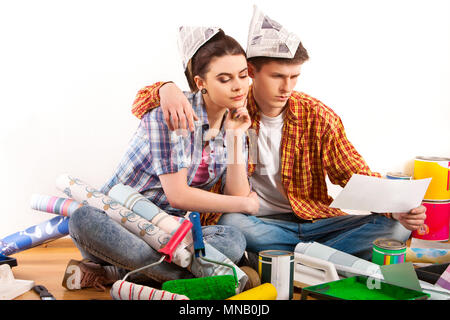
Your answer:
[201,88,207,94]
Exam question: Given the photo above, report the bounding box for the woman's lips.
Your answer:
[231,94,245,101]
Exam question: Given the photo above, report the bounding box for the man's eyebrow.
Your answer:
[270,72,301,77]
[216,67,248,77]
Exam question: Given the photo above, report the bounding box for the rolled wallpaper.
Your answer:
[30,194,83,217]
[0,216,69,255]
[55,173,192,268]
[108,183,247,290]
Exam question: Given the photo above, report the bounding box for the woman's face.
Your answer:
[196,54,249,110]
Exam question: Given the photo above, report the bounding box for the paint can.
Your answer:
[258,250,294,300]
[372,239,406,266]
[412,201,450,241]
[386,172,412,180]
[414,156,450,201]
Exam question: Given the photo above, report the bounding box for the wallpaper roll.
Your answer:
[109,183,248,290]
[151,212,194,246]
[108,183,193,245]
[295,241,382,278]
[0,216,69,256]
[55,173,192,268]
[108,183,161,221]
[110,280,189,300]
[30,194,84,217]
[406,247,450,264]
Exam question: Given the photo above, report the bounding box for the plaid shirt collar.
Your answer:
[191,90,229,135]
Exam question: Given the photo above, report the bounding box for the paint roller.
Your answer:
[110,219,192,300]
[161,212,239,300]
[226,283,277,300]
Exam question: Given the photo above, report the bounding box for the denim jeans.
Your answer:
[68,206,246,283]
[217,213,411,261]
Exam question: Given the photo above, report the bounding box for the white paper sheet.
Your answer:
[330,174,431,213]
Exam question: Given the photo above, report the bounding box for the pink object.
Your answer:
[436,264,450,290]
[412,201,450,241]
[191,147,210,186]
[158,220,193,262]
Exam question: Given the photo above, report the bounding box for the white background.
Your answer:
[1,0,449,237]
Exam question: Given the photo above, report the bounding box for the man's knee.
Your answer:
[218,213,264,238]
[380,216,411,242]
[218,213,251,228]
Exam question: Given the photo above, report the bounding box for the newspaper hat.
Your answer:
[177,26,221,70]
[246,5,301,59]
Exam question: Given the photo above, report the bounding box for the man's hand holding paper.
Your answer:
[330,174,431,231]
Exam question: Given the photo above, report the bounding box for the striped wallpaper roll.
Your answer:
[108,183,194,246]
[30,194,83,217]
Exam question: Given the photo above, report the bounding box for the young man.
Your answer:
[132,6,426,261]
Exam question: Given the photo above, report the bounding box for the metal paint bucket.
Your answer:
[386,172,412,180]
[258,250,294,300]
[372,239,406,266]
[412,201,450,241]
[414,156,450,201]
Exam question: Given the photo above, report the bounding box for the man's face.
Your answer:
[249,61,302,116]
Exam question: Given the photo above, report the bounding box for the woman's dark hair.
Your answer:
[185,29,246,92]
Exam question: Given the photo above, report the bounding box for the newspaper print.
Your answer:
[177,26,220,70]
[247,5,301,59]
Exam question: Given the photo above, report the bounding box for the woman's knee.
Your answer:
[69,206,105,237]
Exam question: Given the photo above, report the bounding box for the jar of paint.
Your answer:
[372,238,406,266]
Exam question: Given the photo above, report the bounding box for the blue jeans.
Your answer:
[217,213,411,261]
[69,206,246,283]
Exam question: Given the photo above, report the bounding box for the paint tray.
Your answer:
[301,276,430,300]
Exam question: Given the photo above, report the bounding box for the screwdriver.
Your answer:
[33,285,56,300]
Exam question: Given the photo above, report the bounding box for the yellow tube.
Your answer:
[226,283,277,300]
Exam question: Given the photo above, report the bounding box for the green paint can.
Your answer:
[372,238,406,266]
[258,250,294,300]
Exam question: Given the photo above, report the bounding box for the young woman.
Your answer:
[64,28,258,290]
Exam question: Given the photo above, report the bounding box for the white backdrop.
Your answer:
[1,0,449,238]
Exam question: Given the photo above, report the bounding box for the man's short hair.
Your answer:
[247,42,309,71]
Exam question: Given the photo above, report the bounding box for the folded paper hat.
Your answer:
[247,5,301,59]
[177,26,221,70]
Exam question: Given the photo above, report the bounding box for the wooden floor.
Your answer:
[11,237,435,301]
[10,237,112,300]
[9,237,304,300]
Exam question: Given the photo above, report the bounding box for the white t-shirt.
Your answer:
[250,111,292,216]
